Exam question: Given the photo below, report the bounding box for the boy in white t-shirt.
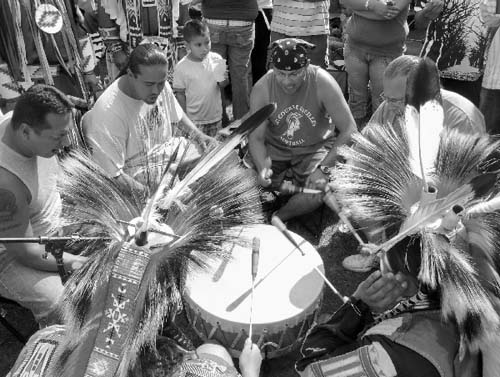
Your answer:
[173,20,229,137]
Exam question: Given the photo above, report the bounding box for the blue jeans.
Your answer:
[344,44,401,122]
[480,87,500,134]
[207,23,255,120]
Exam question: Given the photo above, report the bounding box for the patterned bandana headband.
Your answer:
[271,38,315,71]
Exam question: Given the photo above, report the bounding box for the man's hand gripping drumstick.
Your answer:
[279,182,366,247]
[249,237,260,349]
[271,216,349,303]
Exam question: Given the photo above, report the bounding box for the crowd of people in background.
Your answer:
[1,0,497,128]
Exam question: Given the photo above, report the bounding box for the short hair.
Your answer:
[183,19,209,42]
[11,84,73,133]
[384,55,421,80]
[127,43,168,76]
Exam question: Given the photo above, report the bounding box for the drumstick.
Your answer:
[249,237,260,347]
[279,182,323,195]
[271,217,349,304]
[279,184,365,246]
[323,190,366,246]
[226,245,298,312]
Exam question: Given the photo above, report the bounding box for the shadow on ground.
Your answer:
[0,205,368,377]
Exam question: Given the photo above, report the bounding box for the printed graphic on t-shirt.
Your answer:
[274,105,317,147]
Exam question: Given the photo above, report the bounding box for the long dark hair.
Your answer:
[118,43,168,77]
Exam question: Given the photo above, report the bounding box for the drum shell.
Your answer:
[184,224,325,359]
[185,290,322,359]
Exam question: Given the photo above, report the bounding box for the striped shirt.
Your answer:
[270,0,330,37]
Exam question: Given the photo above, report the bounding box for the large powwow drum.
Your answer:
[184,224,324,358]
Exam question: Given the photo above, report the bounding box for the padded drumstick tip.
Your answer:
[271,215,286,231]
[279,182,322,195]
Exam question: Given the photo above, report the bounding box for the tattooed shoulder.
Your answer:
[0,188,18,222]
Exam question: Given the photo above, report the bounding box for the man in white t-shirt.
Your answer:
[83,43,214,189]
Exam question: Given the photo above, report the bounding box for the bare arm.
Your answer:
[414,0,444,29]
[174,90,187,113]
[248,80,273,187]
[0,171,87,273]
[84,129,146,190]
[178,112,217,150]
[344,0,410,19]
[316,68,358,166]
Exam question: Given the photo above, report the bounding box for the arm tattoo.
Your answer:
[0,188,18,222]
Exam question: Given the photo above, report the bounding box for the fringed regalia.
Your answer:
[6,104,276,377]
[98,0,182,82]
[333,59,500,360]
[0,0,101,105]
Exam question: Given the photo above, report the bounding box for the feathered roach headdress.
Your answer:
[45,103,276,377]
[333,58,500,351]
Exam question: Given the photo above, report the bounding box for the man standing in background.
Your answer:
[193,0,258,121]
[270,0,331,68]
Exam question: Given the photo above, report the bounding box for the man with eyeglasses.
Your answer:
[248,38,357,222]
[371,55,486,135]
[342,55,486,274]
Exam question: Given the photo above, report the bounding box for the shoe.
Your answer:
[342,253,379,273]
[161,323,195,352]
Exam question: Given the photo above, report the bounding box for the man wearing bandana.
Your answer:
[248,38,356,222]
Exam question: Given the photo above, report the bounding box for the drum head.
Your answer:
[185,224,324,331]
